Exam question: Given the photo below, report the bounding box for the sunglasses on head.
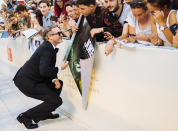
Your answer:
[130,1,146,8]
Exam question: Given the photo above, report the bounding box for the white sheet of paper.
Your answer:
[22,29,38,39]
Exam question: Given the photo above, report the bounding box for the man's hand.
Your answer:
[60,61,68,70]
[105,40,115,56]
[72,25,78,33]
[104,32,114,40]
[54,79,61,89]
[63,31,71,38]
[90,28,103,38]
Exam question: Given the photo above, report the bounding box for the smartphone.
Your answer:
[104,32,112,36]
[129,34,136,37]
[170,24,178,36]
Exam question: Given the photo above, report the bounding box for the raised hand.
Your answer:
[54,79,61,89]
[60,61,68,70]
[90,28,103,38]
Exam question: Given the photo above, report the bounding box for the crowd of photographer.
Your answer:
[0,0,177,55]
[0,0,79,38]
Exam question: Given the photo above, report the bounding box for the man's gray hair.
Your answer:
[42,25,58,41]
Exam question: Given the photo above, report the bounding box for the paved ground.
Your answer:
[0,73,89,131]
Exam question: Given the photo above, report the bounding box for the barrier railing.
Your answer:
[1,38,178,131]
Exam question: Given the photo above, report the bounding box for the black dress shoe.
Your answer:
[33,113,59,123]
[17,114,38,129]
[45,113,59,120]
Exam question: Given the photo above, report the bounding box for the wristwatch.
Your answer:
[160,25,167,31]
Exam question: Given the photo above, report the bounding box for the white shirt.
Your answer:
[42,12,55,28]
[118,4,132,25]
[50,43,61,83]
[50,43,61,74]
[126,12,152,37]
[126,12,136,27]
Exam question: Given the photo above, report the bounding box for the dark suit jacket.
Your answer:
[13,41,59,88]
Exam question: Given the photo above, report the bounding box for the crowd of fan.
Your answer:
[0,0,177,54]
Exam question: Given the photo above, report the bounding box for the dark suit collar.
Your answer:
[45,41,53,49]
[46,41,56,49]
[45,41,59,54]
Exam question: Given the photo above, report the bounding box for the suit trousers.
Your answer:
[14,75,63,121]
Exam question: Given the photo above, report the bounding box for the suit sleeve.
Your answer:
[39,47,58,79]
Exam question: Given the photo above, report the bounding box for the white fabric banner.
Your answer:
[1,38,178,131]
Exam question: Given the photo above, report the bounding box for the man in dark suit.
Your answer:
[13,25,68,129]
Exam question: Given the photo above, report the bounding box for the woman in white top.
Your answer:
[147,0,177,47]
[121,0,152,43]
[105,0,153,55]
